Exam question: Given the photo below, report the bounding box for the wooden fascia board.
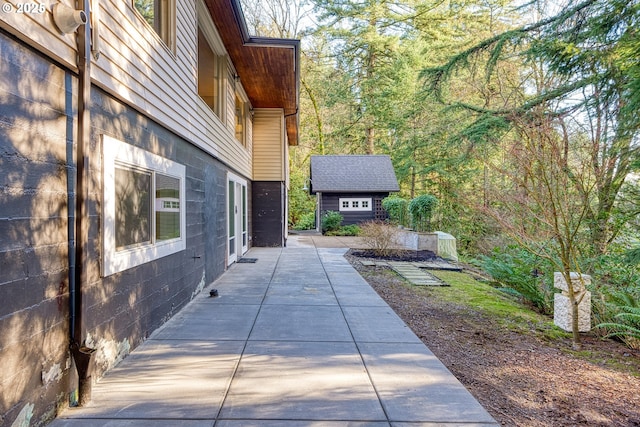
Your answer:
[204,0,300,145]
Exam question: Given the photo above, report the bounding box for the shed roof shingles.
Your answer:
[310,155,400,193]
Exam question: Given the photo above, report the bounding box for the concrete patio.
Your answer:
[50,237,498,426]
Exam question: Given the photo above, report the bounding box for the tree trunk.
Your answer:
[366,127,375,154]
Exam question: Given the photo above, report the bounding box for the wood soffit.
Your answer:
[204,0,300,145]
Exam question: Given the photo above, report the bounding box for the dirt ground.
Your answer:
[346,252,640,427]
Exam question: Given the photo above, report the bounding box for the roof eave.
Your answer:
[204,0,300,145]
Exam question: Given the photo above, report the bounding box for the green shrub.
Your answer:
[382,196,408,227]
[321,211,343,234]
[587,251,640,289]
[408,194,438,232]
[325,224,360,236]
[595,289,640,349]
[476,245,554,314]
[339,224,360,236]
[293,212,316,230]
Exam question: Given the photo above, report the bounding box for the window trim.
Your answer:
[132,0,176,52]
[197,0,228,119]
[102,135,186,276]
[338,197,372,212]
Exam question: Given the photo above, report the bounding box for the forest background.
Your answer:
[239,0,640,348]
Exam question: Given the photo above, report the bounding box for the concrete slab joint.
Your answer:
[47,242,498,426]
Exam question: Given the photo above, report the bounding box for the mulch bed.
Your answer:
[346,251,640,427]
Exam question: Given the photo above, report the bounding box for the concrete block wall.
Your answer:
[0,33,233,426]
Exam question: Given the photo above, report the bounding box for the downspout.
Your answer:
[68,0,96,407]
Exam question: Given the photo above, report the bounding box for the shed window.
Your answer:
[339,198,373,212]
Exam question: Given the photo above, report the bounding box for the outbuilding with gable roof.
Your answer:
[309,155,400,230]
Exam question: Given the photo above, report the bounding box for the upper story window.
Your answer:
[134,0,176,51]
[235,92,246,145]
[198,27,222,117]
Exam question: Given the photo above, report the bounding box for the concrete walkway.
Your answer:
[51,239,498,426]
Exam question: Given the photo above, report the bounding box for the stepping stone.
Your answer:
[387,262,449,286]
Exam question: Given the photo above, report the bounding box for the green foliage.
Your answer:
[587,251,640,289]
[321,211,343,234]
[476,246,554,315]
[134,0,154,25]
[625,247,640,265]
[288,169,316,227]
[596,289,640,348]
[325,224,360,236]
[422,0,640,256]
[293,212,316,230]
[408,194,438,232]
[429,270,558,335]
[382,196,408,227]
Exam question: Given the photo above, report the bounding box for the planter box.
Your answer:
[395,230,458,261]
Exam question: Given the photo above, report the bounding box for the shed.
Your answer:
[310,155,400,229]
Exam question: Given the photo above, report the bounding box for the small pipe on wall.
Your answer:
[68,0,96,407]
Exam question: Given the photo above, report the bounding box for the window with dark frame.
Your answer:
[134,0,175,50]
[198,27,221,116]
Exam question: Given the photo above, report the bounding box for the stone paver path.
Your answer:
[388,261,450,286]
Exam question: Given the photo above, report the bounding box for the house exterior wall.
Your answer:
[0,25,249,427]
[0,32,71,427]
[319,192,390,227]
[0,0,262,179]
[252,109,285,181]
[0,1,294,423]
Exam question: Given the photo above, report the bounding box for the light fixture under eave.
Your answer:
[53,2,87,34]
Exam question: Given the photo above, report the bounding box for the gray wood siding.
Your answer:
[319,193,390,226]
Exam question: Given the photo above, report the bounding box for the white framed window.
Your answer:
[338,198,373,212]
[103,135,186,276]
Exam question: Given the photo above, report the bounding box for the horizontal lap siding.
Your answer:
[320,193,389,226]
[94,1,252,178]
[0,0,254,179]
[253,109,284,181]
[0,0,77,69]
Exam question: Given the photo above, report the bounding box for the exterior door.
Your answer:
[227,173,248,265]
